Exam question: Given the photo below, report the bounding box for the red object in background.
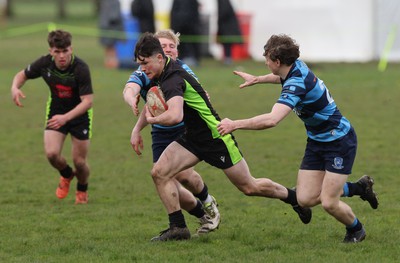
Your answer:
[232,12,252,60]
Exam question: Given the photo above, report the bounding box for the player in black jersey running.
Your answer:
[134,33,311,242]
[11,30,94,204]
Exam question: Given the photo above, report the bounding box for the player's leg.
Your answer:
[224,158,288,198]
[150,141,200,241]
[175,168,220,223]
[295,169,325,208]
[71,136,90,204]
[44,130,73,199]
[153,125,219,216]
[175,168,204,196]
[342,175,378,209]
[321,171,366,243]
[223,158,312,224]
[44,130,68,170]
[174,179,218,233]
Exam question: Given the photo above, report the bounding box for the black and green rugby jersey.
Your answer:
[151,58,221,142]
[24,54,93,122]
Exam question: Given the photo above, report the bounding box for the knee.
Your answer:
[73,157,86,171]
[320,198,338,214]
[151,164,166,183]
[46,151,59,164]
[297,197,317,208]
[175,171,190,186]
[240,184,258,196]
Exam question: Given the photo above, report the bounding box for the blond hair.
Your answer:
[154,29,180,46]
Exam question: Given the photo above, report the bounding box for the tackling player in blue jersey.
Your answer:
[217,34,378,243]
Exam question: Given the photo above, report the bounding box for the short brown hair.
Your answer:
[47,30,72,48]
[263,34,300,65]
[134,32,166,62]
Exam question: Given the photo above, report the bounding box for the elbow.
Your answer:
[86,100,93,109]
[170,114,183,125]
[269,119,279,128]
[166,111,183,126]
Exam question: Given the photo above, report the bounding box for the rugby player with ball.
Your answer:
[123,30,221,239]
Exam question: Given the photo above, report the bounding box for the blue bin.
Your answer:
[116,14,140,69]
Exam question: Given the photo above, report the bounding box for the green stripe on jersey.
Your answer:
[183,80,242,165]
[183,80,220,139]
[87,108,93,138]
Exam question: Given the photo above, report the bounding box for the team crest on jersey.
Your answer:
[55,84,73,98]
[332,157,344,170]
[220,156,225,163]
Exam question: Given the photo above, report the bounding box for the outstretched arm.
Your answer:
[233,71,281,89]
[217,103,292,135]
[123,82,141,116]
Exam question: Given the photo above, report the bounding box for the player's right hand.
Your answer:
[130,129,144,156]
[131,94,140,116]
[233,71,257,89]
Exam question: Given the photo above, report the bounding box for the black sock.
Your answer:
[193,184,208,202]
[281,188,298,206]
[168,210,187,228]
[59,165,73,179]
[347,182,364,197]
[188,200,205,218]
[77,183,88,192]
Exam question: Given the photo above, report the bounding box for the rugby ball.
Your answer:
[146,86,168,116]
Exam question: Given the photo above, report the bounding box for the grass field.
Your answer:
[1,1,400,262]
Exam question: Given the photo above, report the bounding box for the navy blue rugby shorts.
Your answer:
[300,127,357,175]
[151,125,185,163]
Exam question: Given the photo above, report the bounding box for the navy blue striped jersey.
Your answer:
[126,59,198,129]
[277,59,351,142]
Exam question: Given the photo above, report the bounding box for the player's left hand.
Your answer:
[144,105,156,124]
[11,89,26,107]
[217,118,235,136]
[47,114,68,129]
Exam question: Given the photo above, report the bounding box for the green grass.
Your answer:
[1,1,400,262]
